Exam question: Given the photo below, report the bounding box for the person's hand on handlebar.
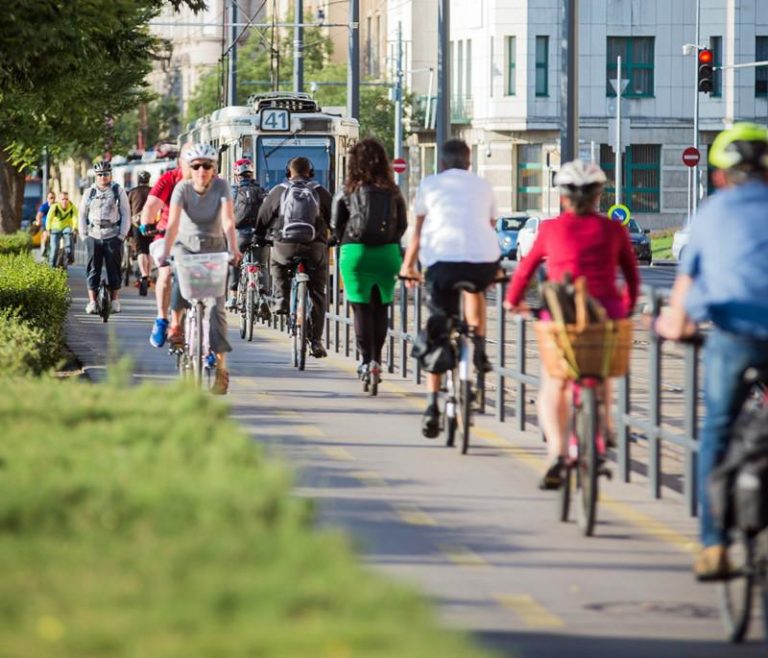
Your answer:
[231,248,243,266]
[398,266,422,289]
[504,299,532,316]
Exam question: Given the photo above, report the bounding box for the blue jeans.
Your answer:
[48,229,73,267]
[699,328,768,546]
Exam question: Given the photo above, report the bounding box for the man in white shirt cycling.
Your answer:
[400,139,501,438]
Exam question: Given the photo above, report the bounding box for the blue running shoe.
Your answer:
[150,318,169,348]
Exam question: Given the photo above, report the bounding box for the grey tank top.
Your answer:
[171,178,231,252]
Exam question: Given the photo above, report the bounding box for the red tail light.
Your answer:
[247,265,260,274]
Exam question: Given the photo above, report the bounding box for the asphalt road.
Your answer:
[64,264,765,658]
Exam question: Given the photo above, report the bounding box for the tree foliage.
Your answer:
[0,0,205,233]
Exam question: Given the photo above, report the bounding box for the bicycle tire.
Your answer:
[576,386,599,536]
[297,281,307,371]
[194,302,204,387]
[246,289,255,342]
[98,282,110,323]
[369,365,379,397]
[758,531,768,640]
[122,243,131,287]
[444,371,457,447]
[460,378,472,455]
[717,533,755,643]
[238,269,247,339]
[559,463,572,523]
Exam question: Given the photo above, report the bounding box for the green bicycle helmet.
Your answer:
[708,122,768,172]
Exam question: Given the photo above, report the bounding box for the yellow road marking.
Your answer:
[350,470,388,487]
[496,594,564,628]
[438,545,489,568]
[394,504,437,526]
[321,446,356,462]
[296,425,324,437]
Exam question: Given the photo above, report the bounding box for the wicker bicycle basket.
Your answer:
[534,318,634,380]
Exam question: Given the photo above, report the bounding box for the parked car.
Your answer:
[672,223,690,261]
[626,218,652,265]
[516,215,551,260]
[495,213,532,259]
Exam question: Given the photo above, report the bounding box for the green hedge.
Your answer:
[0,309,46,375]
[0,253,69,370]
[0,231,33,255]
[0,377,496,658]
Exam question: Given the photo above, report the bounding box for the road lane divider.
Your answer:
[438,545,490,568]
[495,594,564,629]
[394,504,437,527]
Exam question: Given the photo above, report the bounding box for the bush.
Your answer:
[0,309,47,375]
[0,253,69,369]
[0,231,33,255]
[0,377,495,658]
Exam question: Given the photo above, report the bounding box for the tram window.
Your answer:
[255,137,335,191]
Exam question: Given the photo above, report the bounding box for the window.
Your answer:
[506,36,516,95]
[756,37,768,97]
[457,40,464,99]
[517,144,543,211]
[466,39,472,99]
[366,17,373,76]
[535,36,549,97]
[600,144,661,213]
[490,36,494,97]
[374,16,381,77]
[710,36,722,97]
[606,37,654,97]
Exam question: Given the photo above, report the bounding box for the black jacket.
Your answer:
[331,184,408,246]
[255,176,333,244]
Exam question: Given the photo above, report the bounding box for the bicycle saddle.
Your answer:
[452,280,479,293]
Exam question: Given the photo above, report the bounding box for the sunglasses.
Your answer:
[96,173,111,177]
[190,162,214,171]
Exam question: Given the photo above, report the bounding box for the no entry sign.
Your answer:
[682,147,700,167]
[392,158,407,174]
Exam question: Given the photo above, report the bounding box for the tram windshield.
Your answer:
[255,136,335,192]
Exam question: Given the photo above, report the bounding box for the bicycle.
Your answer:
[715,366,768,644]
[288,256,313,371]
[51,230,75,270]
[96,274,111,323]
[171,252,230,389]
[236,239,267,342]
[121,235,137,288]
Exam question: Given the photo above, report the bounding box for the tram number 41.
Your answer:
[260,109,290,132]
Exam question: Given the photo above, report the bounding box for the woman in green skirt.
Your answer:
[331,138,408,390]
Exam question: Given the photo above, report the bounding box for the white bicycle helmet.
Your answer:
[555,160,607,190]
[183,142,217,163]
[93,160,112,174]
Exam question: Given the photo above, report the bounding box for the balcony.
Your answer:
[450,96,473,124]
[413,95,473,128]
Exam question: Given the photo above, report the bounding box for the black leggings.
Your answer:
[351,285,390,364]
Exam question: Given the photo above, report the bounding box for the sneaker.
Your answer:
[211,368,230,395]
[85,301,98,315]
[538,457,565,490]
[694,545,732,582]
[67,252,75,265]
[357,362,369,380]
[138,277,148,297]
[110,300,121,314]
[168,325,184,347]
[422,404,440,439]
[225,293,238,311]
[310,340,327,358]
[149,318,169,348]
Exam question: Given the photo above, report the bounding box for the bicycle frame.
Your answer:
[289,261,312,370]
[178,298,216,387]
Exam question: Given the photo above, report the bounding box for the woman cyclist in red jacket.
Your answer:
[505,160,640,489]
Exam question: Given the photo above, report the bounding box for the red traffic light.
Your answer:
[698,48,714,64]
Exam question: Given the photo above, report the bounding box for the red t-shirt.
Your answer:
[148,167,184,232]
[506,211,640,319]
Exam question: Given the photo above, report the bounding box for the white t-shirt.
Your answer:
[413,168,500,267]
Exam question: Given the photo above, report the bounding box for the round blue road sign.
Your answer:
[607,203,631,226]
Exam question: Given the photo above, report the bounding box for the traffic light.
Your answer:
[698,48,714,93]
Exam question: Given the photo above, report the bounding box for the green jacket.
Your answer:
[46,202,78,232]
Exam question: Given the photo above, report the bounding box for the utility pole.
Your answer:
[692,0,701,215]
[227,0,238,105]
[294,0,304,92]
[615,55,622,206]
[394,22,404,184]
[436,0,450,165]
[347,0,360,119]
[560,0,578,163]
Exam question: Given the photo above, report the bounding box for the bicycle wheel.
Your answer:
[576,385,599,536]
[122,242,131,287]
[758,531,768,640]
[444,371,457,447]
[238,269,247,340]
[297,281,308,371]
[246,289,255,342]
[559,463,572,523]
[718,533,756,643]
[459,378,472,455]
[369,362,380,397]
[193,302,204,387]
[98,282,110,323]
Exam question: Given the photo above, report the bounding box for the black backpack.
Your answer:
[234,181,264,229]
[709,402,768,534]
[279,180,320,243]
[346,186,400,246]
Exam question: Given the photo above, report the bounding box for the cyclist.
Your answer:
[46,191,78,267]
[141,147,192,347]
[78,161,131,314]
[128,170,152,296]
[655,123,768,581]
[331,137,408,382]
[226,158,267,311]
[36,191,56,259]
[256,156,333,359]
[158,143,241,395]
[505,160,639,490]
[399,138,501,438]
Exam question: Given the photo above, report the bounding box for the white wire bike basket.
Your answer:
[174,252,229,300]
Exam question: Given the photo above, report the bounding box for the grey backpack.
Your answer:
[279,180,320,243]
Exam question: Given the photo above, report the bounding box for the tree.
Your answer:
[0,0,206,234]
